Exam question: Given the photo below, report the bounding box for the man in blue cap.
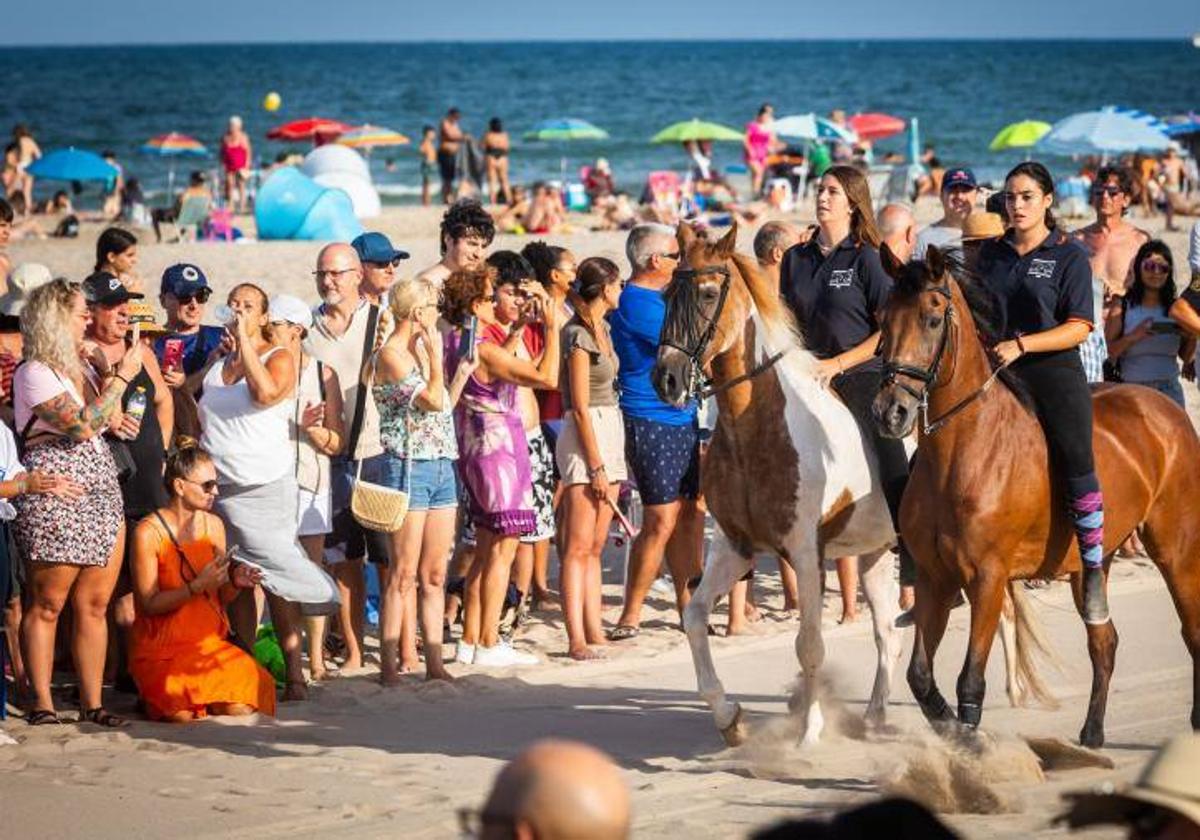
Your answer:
[154,262,229,397]
[914,167,978,263]
[351,232,409,307]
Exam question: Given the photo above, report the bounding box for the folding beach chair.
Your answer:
[164,194,212,243]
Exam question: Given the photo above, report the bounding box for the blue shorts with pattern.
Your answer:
[623,415,701,506]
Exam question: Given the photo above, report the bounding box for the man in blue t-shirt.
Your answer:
[608,223,704,638]
[153,262,229,395]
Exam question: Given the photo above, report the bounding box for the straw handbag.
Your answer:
[350,358,410,533]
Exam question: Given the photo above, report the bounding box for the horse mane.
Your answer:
[893,254,1034,413]
[728,251,804,348]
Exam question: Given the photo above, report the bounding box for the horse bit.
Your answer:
[880,281,1008,436]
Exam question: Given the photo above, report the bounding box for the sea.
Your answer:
[2,40,1198,205]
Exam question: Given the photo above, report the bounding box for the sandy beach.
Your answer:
[2,201,1198,838]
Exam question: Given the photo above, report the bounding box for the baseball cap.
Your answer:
[269,294,314,333]
[942,168,978,191]
[352,232,410,265]
[0,263,54,316]
[160,263,210,298]
[83,271,143,307]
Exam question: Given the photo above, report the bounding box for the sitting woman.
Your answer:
[1105,240,1194,407]
[129,443,276,722]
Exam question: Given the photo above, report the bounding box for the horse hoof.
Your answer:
[1079,723,1105,750]
[719,706,748,747]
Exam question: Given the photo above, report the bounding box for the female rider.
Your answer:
[778,164,914,620]
[977,161,1108,624]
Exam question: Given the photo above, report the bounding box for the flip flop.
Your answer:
[607,625,640,642]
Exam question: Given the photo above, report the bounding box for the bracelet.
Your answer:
[587,464,606,478]
[15,476,27,495]
[1015,335,1027,355]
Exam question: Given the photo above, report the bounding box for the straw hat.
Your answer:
[0,262,54,316]
[127,301,169,336]
[961,212,1006,242]
[1057,734,1200,830]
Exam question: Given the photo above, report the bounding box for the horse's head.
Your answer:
[653,222,749,407]
[872,244,958,439]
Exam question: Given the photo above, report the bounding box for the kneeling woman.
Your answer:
[129,444,276,722]
[978,161,1108,623]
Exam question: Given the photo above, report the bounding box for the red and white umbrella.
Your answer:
[847,112,906,142]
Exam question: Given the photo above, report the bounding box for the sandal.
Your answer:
[79,708,128,728]
[26,709,63,726]
[607,625,640,642]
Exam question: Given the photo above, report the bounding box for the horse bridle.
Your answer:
[880,279,1007,436]
[662,263,788,400]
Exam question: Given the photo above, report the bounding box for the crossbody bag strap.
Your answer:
[345,304,380,462]
[354,351,380,484]
[151,510,227,626]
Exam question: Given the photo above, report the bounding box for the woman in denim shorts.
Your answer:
[373,279,474,683]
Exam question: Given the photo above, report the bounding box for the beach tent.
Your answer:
[301,144,380,219]
[254,167,363,242]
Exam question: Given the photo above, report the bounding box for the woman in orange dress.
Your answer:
[129,443,276,722]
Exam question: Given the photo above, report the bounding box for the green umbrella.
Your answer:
[651,119,745,144]
[523,118,609,142]
[989,120,1052,151]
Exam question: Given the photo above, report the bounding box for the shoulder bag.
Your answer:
[349,354,410,533]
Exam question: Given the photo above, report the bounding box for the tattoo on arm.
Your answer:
[32,378,125,440]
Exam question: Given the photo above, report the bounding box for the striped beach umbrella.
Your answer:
[771,113,858,143]
[140,132,208,157]
[1037,106,1171,157]
[336,124,411,150]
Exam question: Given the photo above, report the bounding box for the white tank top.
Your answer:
[199,347,294,486]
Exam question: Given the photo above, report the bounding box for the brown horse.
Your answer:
[872,245,1200,747]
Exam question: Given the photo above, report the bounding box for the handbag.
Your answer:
[349,354,411,533]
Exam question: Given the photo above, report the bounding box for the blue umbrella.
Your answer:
[1165,116,1200,138]
[1037,106,1171,157]
[26,147,119,182]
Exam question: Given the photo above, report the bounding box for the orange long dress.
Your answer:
[129,515,277,721]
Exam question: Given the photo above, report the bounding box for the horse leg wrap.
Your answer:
[1067,477,1109,625]
[958,701,982,728]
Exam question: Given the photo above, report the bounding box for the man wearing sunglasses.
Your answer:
[154,262,231,396]
[1071,166,1150,383]
[351,231,410,307]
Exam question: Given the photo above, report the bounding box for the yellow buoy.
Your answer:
[263,92,282,112]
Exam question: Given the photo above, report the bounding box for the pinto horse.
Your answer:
[872,245,1200,747]
[652,223,903,745]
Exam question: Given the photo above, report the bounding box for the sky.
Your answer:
[4,0,1198,45]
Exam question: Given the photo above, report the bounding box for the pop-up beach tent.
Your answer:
[254,167,363,242]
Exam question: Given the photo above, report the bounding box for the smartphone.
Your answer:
[606,497,638,540]
[460,315,478,362]
[162,337,185,372]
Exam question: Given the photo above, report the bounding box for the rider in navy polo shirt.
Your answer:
[977,161,1108,625]
[779,165,914,620]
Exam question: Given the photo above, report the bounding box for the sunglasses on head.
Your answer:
[174,288,212,305]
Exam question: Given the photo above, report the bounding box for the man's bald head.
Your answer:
[878,203,916,264]
[315,242,363,306]
[482,740,630,840]
[753,221,802,268]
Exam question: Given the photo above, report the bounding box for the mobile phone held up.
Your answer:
[460,315,478,362]
[162,337,185,372]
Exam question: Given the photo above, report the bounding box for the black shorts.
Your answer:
[327,455,391,565]
[437,150,456,184]
[623,416,701,506]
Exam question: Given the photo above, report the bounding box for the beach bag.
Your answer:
[349,355,410,533]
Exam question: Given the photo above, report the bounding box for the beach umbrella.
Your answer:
[847,112,906,142]
[524,118,609,142]
[1037,106,1171,157]
[1164,114,1200,138]
[989,120,1052,152]
[336,124,411,150]
[524,118,609,183]
[770,113,857,143]
[650,119,744,144]
[266,117,352,144]
[140,132,208,196]
[26,147,118,182]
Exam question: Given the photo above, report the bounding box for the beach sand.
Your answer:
[2,200,1197,838]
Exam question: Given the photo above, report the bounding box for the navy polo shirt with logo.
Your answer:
[778,236,894,370]
[976,228,1094,340]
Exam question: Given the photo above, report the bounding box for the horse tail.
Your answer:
[1007,582,1062,710]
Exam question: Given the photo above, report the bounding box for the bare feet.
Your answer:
[283,681,309,702]
[837,610,859,625]
[380,671,403,687]
[425,669,455,682]
[569,646,605,661]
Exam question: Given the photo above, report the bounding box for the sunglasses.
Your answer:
[367,258,403,269]
[183,477,219,494]
[1091,185,1124,197]
[660,251,682,261]
[174,289,212,305]
[1141,259,1170,273]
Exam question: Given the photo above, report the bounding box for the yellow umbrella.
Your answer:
[989,120,1051,152]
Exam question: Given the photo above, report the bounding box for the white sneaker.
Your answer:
[473,641,538,667]
[455,642,475,665]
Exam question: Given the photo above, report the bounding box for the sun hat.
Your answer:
[0,262,54,316]
[269,294,314,333]
[1057,734,1200,830]
[127,301,169,336]
[961,212,1006,242]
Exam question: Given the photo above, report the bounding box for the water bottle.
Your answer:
[125,386,148,424]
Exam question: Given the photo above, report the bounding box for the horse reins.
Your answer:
[662,263,793,401]
[881,281,1009,436]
